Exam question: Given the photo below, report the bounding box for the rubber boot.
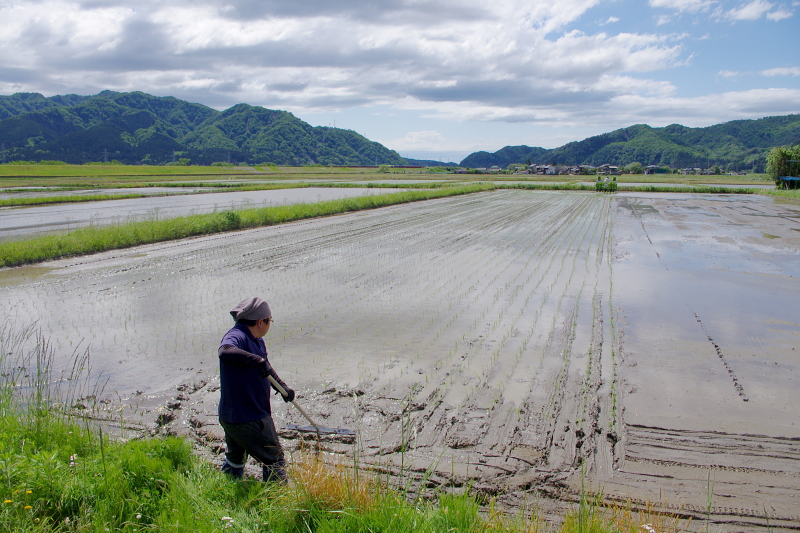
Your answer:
[262,458,288,484]
[221,459,244,479]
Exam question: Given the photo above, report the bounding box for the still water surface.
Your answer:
[0,187,402,241]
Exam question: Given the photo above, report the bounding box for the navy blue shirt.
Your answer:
[218,323,273,424]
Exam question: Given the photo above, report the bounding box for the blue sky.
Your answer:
[0,0,798,162]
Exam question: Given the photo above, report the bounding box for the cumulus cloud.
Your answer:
[651,0,794,20]
[386,130,449,151]
[0,0,686,113]
[649,0,715,13]
[606,88,800,126]
[766,8,793,18]
[726,0,774,20]
[762,67,800,76]
[0,0,797,153]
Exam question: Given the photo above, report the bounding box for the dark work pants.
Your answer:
[219,416,285,471]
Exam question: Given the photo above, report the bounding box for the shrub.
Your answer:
[766,144,800,188]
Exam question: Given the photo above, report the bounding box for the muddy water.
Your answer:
[0,187,403,241]
[607,192,800,528]
[1,190,798,530]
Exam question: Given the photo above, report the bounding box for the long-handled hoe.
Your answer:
[268,375,355,441]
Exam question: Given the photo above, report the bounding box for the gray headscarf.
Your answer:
[230,297,272,322]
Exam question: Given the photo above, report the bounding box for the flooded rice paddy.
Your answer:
[0,187,207,200]
[1,190,799,530]
[0,187,401,241]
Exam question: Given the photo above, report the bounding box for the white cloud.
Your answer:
[0,2,135,66]
[649,0,716,13]
[0,0,798,156]
[388,130,447,150]
[762,67,800,76]
[766,8,794,18]
[650,0,794,21]
[606,88,800,126]
[0,0,690,115]
[726,0,774,20]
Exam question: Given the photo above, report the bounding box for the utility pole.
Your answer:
[1,143,5,164]
[103,147,108,163]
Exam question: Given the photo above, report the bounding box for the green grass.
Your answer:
[0,164,440,187]
[498,182,760,194]
[498,183,598,191]
[0,185,495,267]
[764,189,800,200]
[0,164,262,178]
[0,181,475,208]
[617,185,758,194]
[0,414,518,533]
[0,193,157,207]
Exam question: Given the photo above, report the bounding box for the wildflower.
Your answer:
[136,513,142,519]
[25,490,32,494]
[69,454,78,467]
[641,525,657,533]
[3,500,11,504]
[24,505,32,510]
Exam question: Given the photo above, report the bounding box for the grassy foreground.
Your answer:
[0,323,685,533]
[0,414,682,533]
[0,185,494,267]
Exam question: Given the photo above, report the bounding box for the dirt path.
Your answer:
[2,190,798,530]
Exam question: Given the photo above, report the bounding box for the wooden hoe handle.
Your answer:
[267,375,322,435]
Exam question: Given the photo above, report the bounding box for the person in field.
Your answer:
[217,297,295,482]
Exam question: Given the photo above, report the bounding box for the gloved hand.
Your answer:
[258,359,273,378]
[281,388,295,403]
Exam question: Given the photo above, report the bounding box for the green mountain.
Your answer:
[3,90,797,169]
[404,158,459,167]
[459,146,550,168]
[0,91,405,166]
[460,115,800,172]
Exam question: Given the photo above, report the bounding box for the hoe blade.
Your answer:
[283,423,356,436]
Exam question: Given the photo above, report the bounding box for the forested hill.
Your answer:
[460,115,800,171]
[0,91,406,166]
